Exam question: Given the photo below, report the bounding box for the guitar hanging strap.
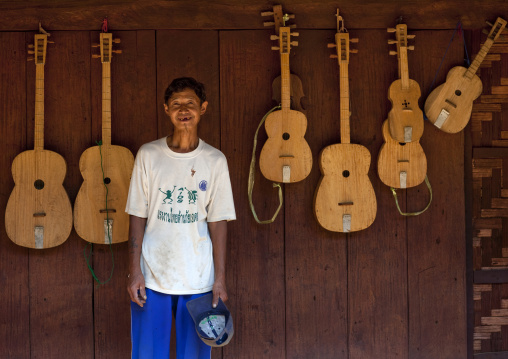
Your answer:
[248,105,283,224]
[390,175,433,216]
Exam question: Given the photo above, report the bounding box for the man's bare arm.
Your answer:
[208,220,228,307]
[127,215,148,307]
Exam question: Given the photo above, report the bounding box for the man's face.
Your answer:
[164,88,208,131]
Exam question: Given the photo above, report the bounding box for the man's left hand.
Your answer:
[212,279,228,308]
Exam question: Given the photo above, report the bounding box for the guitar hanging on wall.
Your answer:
[73,32,134,244]
[259,6,312,183]
[424,17,507,133]
[386,23,424,143]
[313,10,377,233]
[5,27,73,249]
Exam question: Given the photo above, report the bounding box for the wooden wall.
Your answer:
[0,2,477,358]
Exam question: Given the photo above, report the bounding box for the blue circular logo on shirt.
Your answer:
[199,180,207,191]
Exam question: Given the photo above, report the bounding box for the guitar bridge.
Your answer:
[33,212,46,217]
[100,209,117,213]
[339,201,354,206]
[104,219,113,244]
[434,109,450,129]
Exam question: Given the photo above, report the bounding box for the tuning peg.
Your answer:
[47,40,54,44]
[407,34,416,39]
[264,21,275,27]
[350,38,359,43]
[261,10,274,17]
[289,24,297,29]
[387,28,396,32]
[408,46,415,51]
[327,43,336,48]
[113,38,121,44]
[291,32,299,37]
[92,43,100,48]
[270,35,279,40]
[271,46,280,51]
[389,50,397,55]
[350,49,358,53]
[330,54,338,59]
[112,49,122,54]
[388,39,397,44]
[27,50,35,54]
[28,44,34,49]
[92,54,101,59]
[27,57,34,61]
[291,41,298,46]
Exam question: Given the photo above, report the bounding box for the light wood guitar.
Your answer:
[259,6,312,183]
[387,24,424,143]
[314,10,376,233]
[377,120,427,188]
[74,32,134,244]
[424,17,507,133]
[5,31,73,249]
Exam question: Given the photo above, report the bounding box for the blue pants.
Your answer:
[131,288,212,359]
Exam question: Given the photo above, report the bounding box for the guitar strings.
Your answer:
[84,140,115,285]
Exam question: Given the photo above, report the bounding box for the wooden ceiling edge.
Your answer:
[0,1,503,31]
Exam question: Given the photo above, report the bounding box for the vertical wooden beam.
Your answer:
[285,29,349,358]
[0,31,29,359]
[220,29,286,358]
[90,30,157,359]
[347,29,409,359]
[409,29,466,358]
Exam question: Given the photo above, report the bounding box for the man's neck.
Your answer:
[166,131,199,153]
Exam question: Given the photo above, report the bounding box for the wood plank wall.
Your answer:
[0,22,469,359]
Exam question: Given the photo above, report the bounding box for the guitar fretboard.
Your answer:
[34,63,45,151]
[339,64,350,144]
[102,61,112,146]
[280,28,291,110]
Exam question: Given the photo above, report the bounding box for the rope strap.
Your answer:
[248,105,283,224]
[390,175,433,216]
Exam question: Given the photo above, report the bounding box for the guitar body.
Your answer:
[74,144,134,244]
[5,150,72,248]
[424,66,483,133]
[377,120,427,188]
[314,143,377,232]
[387,78,424,142]
[259,108,313,183]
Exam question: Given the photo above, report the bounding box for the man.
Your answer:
[126,77,236,358]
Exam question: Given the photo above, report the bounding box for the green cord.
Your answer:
[390,175,433,216]
[84,140,115,285]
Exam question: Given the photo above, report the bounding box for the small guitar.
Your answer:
[5,29,73,249]
[424,17,507,133]
[259,6,312,183]
[377,120,427,189]
[74,32,134,244]
[387,24,423,143]
[314,10,377,233]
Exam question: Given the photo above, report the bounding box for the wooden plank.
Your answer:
[475,270,508,284]
[285,30,349,358]
[474,218,503,229]
[27,31,94,358]
[473,103,503,112]
[0,32,30,359]
[219,30,286,358]
[0,0,505,30]
[482,209,508,217]
[491,86,508,95]
[475,351,508,358]
[475,325,502,333]
[492,198,508,208]
[472,113,493,122]
[474,147,508,158]
[90,30,157,359]
[409,30,466,358]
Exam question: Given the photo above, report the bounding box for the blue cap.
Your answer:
[186,293,234,347]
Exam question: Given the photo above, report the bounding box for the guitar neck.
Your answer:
[102,61,112,146]
[465,37,494,79]
[339,64,350,144]
[399,47,410,89]
[34,63,45,151]
[280,51,291,109]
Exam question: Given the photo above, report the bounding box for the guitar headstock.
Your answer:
[483,17,507,42]
[28,24,53,64]
[261,4,299,54]
[387,23,415,57]
[328,9,358,65]
[93,32,121,63]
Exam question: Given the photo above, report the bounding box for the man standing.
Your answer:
[126,77,236,358]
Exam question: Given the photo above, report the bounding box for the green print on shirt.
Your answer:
[159,186,177,204]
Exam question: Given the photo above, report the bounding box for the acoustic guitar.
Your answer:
[259,6,312,183]
[387,24,424,143]
[314,10,377,233]
[5,31,73,249]
[74,32,134,244]
[424,17,507,133]
[377,120,427,189]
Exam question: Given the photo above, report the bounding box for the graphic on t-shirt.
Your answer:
[159,186,177,204]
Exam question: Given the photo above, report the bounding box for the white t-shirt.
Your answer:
[125,137,236,294]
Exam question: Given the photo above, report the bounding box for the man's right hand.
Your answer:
[127,272,147,307]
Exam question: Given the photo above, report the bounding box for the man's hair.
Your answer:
[164,77,207,104]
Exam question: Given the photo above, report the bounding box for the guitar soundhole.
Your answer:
[282,132,290,141]
[455,90,462,96]
[342,170,350,178]
[34,179,44,190]
[104,177,111,185]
